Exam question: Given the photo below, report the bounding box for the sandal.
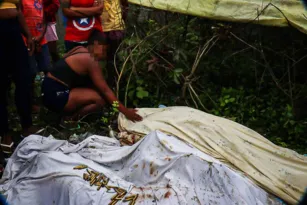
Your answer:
[0,135,14,155]
[0,142,14,155]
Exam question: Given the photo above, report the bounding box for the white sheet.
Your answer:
[118,107,307,204]
[0,131,281,205]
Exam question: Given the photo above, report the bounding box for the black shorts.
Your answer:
[42,77,70,112]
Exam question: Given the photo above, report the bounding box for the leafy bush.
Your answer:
[112,7,307,153]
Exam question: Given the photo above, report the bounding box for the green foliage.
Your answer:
[6,7,305,154]
[208,87,306,152]
[100,101,120,126]
[115,10,307,154]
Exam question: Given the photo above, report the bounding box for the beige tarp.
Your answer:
[128,0,307,34]
[118,106,307,205]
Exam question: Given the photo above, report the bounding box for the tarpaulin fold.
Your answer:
[118,106,307,205]
[0,131,281,205]
[128,0,307,34]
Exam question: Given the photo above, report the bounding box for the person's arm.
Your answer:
[17,0,34,55]
[35,16,47,43]
[60,0,84,18]
[61,0,103,19]
[62,8,85,18]
[88,58,143,122]
[69,5,103,16]
[62,6,102,18]
[43,0,60,21]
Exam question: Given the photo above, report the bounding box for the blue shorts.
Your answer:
[29,44,50,76]
[42,77,70,112]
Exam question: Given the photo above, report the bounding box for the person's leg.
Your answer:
[64,88,106,119]
[0,35,10,143]
[0,19,28,156]
[45,23,60,63]
[106,30,124,89]
[36,43,51,74]
[48,41,59,62]
[12,31,35,136]
[28,54,40,113]
[31,44,50,113]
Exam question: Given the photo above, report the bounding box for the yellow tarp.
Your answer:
[129,0,307,34]
[118,107,307,205]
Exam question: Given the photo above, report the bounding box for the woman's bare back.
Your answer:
[63,46,94,76]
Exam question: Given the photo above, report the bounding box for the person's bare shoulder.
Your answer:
[65,47,93,74]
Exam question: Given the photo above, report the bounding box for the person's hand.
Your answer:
[35,35,44,43]
[123,109,143,122]
[32,37,42,53]
[27,37,35,56]
[94,4,104,15]
[35,42,42,53]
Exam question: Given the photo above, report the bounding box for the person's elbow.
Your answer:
[62,8,72,17]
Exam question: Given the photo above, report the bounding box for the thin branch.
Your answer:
[188,86,198,109]
[189,84,210,112]
[116,25,171,97]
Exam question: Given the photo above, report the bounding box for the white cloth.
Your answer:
[0,131,281,205]
[118,107,307,204]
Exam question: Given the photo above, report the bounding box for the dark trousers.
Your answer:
[104,30,124,89]
[0,18,33,135]
[64,40,88,53]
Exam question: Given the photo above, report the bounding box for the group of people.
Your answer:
[0,0,142,157]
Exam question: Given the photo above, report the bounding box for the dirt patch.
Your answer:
[150,161,155,175]
[164,191,171,198]
[164,156,172,161]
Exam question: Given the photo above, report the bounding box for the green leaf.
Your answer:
[136,87,143,91]
[174,68,183,73]
[133,100,138,106]
[128,90,135,99]
[173,75,180,84]
[136,79,144,85]
[136,90,149,99]
[229,97,235,102]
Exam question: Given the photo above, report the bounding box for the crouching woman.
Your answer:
[41,29,143,122]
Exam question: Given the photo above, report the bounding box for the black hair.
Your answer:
[88,29,108,45]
